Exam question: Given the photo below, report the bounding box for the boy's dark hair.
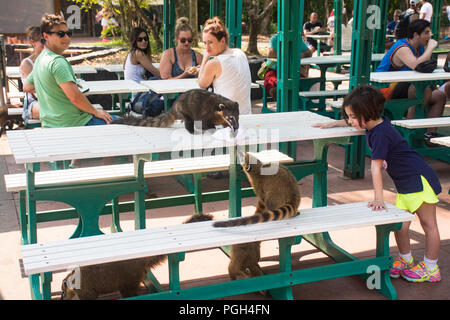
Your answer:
[342,85,385,127]
[407,19,430,39]
[40,13,67,34]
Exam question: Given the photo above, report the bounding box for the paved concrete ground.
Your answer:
[0,101,448,300]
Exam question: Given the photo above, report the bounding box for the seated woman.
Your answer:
[124,27,163,117]
[20,26,44,122]
[198,16,252,115]
[159,17,203,79]
[124,27,160,83]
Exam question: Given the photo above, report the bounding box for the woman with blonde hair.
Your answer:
[19,26,44,121]
[198,16,252,115]
[159,17,203,79]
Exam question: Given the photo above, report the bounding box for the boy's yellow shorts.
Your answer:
[396,175,439,213]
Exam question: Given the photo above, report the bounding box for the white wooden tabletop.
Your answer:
[101,63,159,74]
[141,78,200,94]
[6,111,363,164]
[72,65,97,74]
[6,66,21,79]
[101,64,124,74]
[6,65,96,79]
[82,79,149,95]
[301,53,384,65]
[307,34,331,40]
[430,136,450,147]
[391,117,450,129]
[141,78,258,94]
[370,69,450,83]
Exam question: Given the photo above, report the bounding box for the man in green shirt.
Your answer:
[24,14,112,128]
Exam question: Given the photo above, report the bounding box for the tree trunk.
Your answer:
[260,0,273,35]
[189,0,199,46]
[244,0,275,56]
[175,0,189,20]
[131,0,163,51]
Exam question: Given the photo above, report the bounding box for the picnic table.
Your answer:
[6,65,97,80]
[6,110,362,238]
[141,78,259,112]
[101,63,160,80]
[83,79,149,114]
[13,48,92,62]
[369,69,450,120]
[306,33,331,56]
[299,53,384,93]
[370,69,450,162]
[8,110,367,299]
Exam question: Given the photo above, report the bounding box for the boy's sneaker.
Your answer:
[390,256,414,278]
[401,261,441,283]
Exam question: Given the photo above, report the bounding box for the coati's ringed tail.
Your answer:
[213,204,298,227]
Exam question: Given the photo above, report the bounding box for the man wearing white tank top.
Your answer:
[198,17,252,115]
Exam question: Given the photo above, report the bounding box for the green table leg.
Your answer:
[269,236,302,300]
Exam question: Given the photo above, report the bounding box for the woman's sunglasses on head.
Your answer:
[137,36,149,42]
[179,38,193,44]
[47,30,73,38]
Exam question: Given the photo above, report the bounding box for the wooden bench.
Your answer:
[6,104,105,129]
[5,150,293,243]
[20,201,414,300]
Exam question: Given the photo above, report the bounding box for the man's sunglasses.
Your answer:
[137,37,149,42]
[47,30,73,38]
[180,38,193,44]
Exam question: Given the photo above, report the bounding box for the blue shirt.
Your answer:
[376,38,424,72]
[366,117,441,195]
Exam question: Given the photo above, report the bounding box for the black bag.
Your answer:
[415,59,437,73]
[444,55,450,72]
[131,91,164,117]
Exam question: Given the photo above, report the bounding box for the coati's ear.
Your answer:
[243,152,251,172]
[216,103,225,111]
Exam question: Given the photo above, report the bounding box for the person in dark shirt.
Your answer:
[303,12,328,53]
[312,85,442,283]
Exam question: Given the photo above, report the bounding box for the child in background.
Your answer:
[312,85,442,282]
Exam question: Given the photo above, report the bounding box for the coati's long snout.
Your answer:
[215,103,239,133]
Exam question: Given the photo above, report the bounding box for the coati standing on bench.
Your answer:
[214,152,301,228]
[214,152,301,281]
[112,89,240,134]
[61,213,213,300]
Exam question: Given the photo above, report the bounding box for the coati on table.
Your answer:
[112,89,240,134]
[61,213,213,300]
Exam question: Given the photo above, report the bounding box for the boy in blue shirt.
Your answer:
[313,85,442,283]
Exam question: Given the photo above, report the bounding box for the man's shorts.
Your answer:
[85,115,118,126]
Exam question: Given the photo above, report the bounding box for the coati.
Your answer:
[112,89,240,134]
[228,241,264,282]
[215,152,301,283]
[213,152,301,228]
[61,213,213,300]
